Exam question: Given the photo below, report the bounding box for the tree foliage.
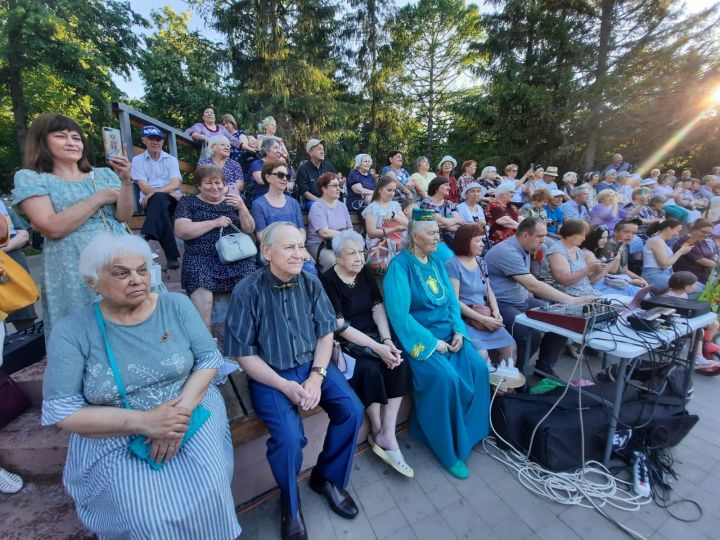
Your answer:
[138,7,228,128]
[390,0,484,160]
[0,0,719,192]
[0,0,145,188]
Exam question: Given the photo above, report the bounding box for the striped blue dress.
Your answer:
[42,293,241,540]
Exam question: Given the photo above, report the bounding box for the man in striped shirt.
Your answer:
[226,222,364,540]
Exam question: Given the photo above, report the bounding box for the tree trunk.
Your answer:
[426,51,435,159]
[582,0,614,171]
[6,0,28,154]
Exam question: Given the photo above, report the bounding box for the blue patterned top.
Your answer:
[198,157,244,185]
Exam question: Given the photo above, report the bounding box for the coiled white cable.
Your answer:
[486,309,653,540]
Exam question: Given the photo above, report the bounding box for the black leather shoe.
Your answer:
[281,504,307,540]
[309,475,359,519]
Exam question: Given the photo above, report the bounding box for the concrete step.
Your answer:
[0,406,69,479]
[0,477,93,540]
[12,358,45,406]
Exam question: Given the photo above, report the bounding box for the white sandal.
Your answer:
[368,434,414,478]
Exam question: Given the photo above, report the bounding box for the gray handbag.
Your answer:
[215,224,257,263]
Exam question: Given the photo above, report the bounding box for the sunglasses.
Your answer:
[271,172,290,179]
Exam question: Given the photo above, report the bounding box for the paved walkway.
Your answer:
[237,360,720,540]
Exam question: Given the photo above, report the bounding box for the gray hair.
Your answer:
[406,219,438,250]
[603,168,617,178]
[258,116,277,132]
[355,153,372,168]
[260,136,281,156]
[207,134,231,150]
[415,156,429,169]
[571,185,589,197]
[331,230,365,256]
[260,221,297,250]
[563,171,577,182]
[78,233,154,284]
[479,166,497,180]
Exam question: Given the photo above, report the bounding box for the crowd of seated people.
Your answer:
[11,110,720,539]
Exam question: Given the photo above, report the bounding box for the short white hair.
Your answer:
[260,221,298,263]
[563,171,577,182]
[78,233,154,283]
[479,166,497,180]
[258,116,276,131]
[355,153,372,167]
[208,134,230,149]
[332,230,364,257]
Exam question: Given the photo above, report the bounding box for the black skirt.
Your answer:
[345,344,412,408]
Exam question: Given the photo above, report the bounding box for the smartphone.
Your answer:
[529,162,535,171]
[102,127,122,160]
[227,183,239,196]
[602,257,615,263]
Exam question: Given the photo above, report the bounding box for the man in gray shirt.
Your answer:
[486,217,595,378]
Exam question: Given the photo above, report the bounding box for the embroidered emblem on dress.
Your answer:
[411,344,425,358]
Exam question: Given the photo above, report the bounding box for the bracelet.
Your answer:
[382,338,392,343]
[382,228,387,237]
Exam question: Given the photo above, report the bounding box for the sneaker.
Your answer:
[695,355,720,376]
[0,467,23,494]
[167,258,180,270]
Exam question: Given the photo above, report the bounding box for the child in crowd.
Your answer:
[665,271,720,374]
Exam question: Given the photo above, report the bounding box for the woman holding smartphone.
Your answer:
[12,113,134,339]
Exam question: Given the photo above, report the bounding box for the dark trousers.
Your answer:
[140,192,179,259]
[498,298,567,374]
[249,362,364,515]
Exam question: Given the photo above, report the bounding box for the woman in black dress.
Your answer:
[320,230,413,477]
[174,165,257,328]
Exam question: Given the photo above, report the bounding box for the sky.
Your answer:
[114,0,719,100]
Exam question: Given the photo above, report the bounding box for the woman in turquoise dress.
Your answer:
[384,209,490,479]
[42,233,241,539]
[12,113,134,339]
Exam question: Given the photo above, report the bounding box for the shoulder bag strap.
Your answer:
[218,223,241,239]
[93,303,131,410]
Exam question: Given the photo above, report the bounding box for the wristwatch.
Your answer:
[311,366,327,379]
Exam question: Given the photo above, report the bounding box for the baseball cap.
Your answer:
[142,125,164,138]
[306,138,326,153]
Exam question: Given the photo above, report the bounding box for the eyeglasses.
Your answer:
[327,183,341,188]
[271,172,290,179]
[346,250,368,260]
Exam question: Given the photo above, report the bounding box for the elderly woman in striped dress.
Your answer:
[41,233,241,540]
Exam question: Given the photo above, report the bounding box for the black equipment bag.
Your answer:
[491,382,695,471]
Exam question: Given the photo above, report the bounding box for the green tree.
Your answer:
[578,0,720,170]
[138,7,228,130]
[452,0,593,168]
[0,0,145,151]
[199,0,348,160]
[390,0,484,160]
[341,0,399,161]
